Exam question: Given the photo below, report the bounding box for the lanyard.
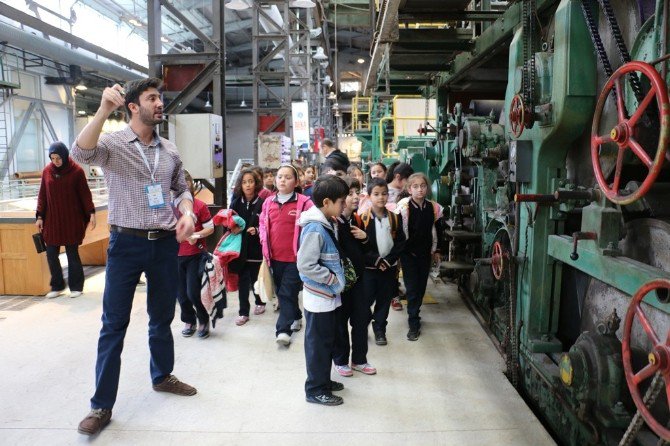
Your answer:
[133,140,160,183]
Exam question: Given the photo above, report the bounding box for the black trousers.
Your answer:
[177,254,209,326]
[304,308,339,397]
[401,253,432,331]
[333,278,370,365]
[271,260,303,336]
[364,267,397,335]
[237,261,263,317]
[46,244,84,292]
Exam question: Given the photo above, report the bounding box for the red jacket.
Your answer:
[259,192,312,263]
[36,161,94,246]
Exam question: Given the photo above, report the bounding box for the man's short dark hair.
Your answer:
[344,176,361,192]
[322,138,334,149]
[367,177,388,195]
[124,77,163,117]
[322,159,346,175]
[312,174,349,208]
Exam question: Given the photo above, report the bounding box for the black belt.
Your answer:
[110,225,175,240]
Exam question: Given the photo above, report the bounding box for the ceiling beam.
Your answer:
[398,10,504,22]
[0,3,146,73]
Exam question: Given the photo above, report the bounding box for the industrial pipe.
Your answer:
[514,193,557,203]
[0,21,144,81]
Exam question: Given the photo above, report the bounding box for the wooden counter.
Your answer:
[0,208,108,296]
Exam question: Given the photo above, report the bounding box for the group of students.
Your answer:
[177,159,443,407]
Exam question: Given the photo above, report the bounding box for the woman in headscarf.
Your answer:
[36,142,96,298]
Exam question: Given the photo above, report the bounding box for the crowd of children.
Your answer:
[177,158,443,407]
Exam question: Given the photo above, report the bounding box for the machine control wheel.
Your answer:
[509,94,526,138]
[491,240,505,280]
[622,278,670,440]
[591,61,670,205]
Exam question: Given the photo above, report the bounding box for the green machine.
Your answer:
[362,0,670,443]
[436,0,670,444]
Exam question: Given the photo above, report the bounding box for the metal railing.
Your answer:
[0,178,107,209]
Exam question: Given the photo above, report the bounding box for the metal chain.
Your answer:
[529,0,536,108]
[597,0,645,104]
[522,0,530,103]
[618,373,665,446]
[506,245,519,388]
[580,0,614,78]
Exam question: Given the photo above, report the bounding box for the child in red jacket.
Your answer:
[259,164,313,346]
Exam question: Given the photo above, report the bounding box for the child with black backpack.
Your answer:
[355,177,406,346]
[395,173,444,341]
[332,177,376,377]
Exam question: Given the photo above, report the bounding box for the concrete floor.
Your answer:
[0,270,555,445]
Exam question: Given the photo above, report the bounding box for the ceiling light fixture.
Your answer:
[328,91,337,100]
[289,0,316,8]
[225,0,250,10]
[161,36,170,43]
[357,58,365,64]
[320,61,329,69]
[240,99,247,108]
[77,110,87,116]
[313,47,328,60]
[204,91,212,109]
[128,18,143,27]
[309,27,322,38]
[322,75,332,85]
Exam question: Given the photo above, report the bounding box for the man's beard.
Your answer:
[139,106,164,126]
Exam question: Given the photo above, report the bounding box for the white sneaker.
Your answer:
[69,291,82,298]
[291,319,302,332]
[45,290,63,299]
[276,333,291,346]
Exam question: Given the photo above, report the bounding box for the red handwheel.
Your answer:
[491,241,504,280]
[509,95,526,138]
[622,278,670,440]
[591,61,670,205]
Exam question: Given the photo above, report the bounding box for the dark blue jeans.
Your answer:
[271,260,303,336]
[45,244,84,292]
[238,261,263,317]
[364,267,397,335]
[333,278,370,365]
[177,254,209,326]
[401,253,431,331]
[304,308,339,397]
[90,231,178,410]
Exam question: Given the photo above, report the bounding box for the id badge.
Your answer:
[145,183,165,208]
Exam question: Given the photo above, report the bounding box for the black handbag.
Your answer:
[32,233,47,253]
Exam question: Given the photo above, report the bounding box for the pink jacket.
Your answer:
[259,192,313,263]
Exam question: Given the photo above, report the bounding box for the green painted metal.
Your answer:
[437,0,559,88]
[507,0,596,348]
[547,235,670,312]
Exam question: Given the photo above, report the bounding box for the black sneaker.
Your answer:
[374,332,387,346]
[197,327,210,339]
[181,324,196,337]
[330,381,344,392]
[407,329,421,341]
[306,393,343,406]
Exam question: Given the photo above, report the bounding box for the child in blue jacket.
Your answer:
[297,175,349,406]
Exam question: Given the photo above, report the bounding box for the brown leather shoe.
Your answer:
[152,374,197,396]
[77,408,112,436]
